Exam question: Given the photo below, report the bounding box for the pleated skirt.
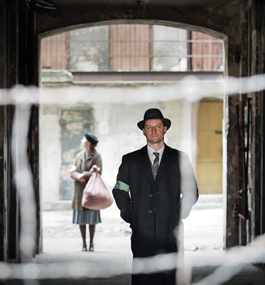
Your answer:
[72,209,101,225]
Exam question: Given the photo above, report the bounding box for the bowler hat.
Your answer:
[84,132,98,144]
[137,108,171,130]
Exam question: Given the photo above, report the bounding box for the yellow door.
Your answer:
[196,102,223,194]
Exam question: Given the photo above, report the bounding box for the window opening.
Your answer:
[41,25,223,72]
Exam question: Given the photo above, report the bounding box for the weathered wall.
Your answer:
[40,86,192,203]
[40,75,223,205]
[223,1,244,249]
[40,105,62,201]
[36,1,234,40]
[250,0,265,242]
[223,0,265,248]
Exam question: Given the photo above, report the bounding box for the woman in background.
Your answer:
[70,132,102,252]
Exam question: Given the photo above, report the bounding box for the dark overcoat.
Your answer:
[113,144,198,284]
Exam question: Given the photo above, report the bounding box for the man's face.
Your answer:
[143,119,167,144]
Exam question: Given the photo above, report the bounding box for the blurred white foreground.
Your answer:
[1,75,265,284]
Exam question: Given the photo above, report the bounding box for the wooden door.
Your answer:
[196,102,223,194]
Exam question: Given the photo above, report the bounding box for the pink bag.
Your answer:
[82,165,114,210]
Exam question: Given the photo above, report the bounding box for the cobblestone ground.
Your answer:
[32,197,265,284]
[42,198,223,254]
[42,204,132,254]
[39,199,224,283]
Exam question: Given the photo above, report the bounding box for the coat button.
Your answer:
[148,210,152,214]
[149,194,153,197]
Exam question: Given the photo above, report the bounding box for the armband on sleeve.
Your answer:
[114,181,130,192]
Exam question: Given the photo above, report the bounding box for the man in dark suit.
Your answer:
[113,108,199,285]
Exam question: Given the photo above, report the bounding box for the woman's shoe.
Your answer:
[82,246,87,252]
[89,245,94,252]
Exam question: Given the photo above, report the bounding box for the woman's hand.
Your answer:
[76,173,86,183]
[90,165,100,173]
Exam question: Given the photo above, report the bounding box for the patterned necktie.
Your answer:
[153,152,159,171]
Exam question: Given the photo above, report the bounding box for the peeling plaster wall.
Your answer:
[40,88,191,203]
[40,77,223,203]
[41,106,62,201]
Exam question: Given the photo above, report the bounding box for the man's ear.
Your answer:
[164,126,167,134]
[142,129,146,137]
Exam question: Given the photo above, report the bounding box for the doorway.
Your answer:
[39,25,225,281]
[196,101,223,194]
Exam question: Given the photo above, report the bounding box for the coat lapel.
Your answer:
[81,149,95,171]
[79,150,86,172]
[135,146,154,186]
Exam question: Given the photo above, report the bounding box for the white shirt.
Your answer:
[147,145,165,165]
